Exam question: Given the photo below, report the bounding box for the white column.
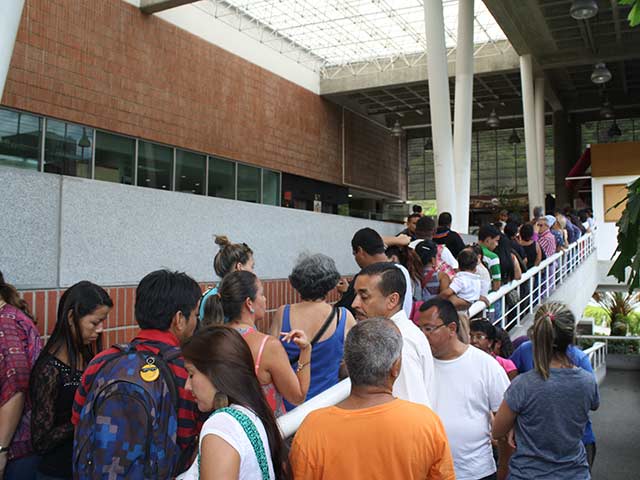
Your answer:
[424,0,456,218]
[535,76,546,207]
[453,0,474,233]
[0,0,25,101]
[520,54,542,218]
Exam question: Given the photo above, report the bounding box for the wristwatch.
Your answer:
[0,444,8,454]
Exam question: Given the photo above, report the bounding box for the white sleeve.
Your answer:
[200,413,248,459]
[486,358,510,412]
[395,263,414,317]
[449,276,462,294]
[441,247,459,269]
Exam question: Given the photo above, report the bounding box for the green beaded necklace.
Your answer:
[197,407,270,479]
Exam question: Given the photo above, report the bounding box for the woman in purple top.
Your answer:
[271,254,355,410]
[0,272,42,480]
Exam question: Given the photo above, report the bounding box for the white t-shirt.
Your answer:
[390,309,434,408]
[475,264,491,297]
[394,263,414,318]
[409,240,459,269]
[450,271,482,303]
[178,405,275,480]
[432,345,510,480]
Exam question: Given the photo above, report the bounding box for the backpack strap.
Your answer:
[288,306,337,366]
[199,407,269,480]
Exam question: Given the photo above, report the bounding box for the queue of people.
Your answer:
[0,206,598,480]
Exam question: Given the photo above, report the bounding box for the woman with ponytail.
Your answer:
[0,272,42,479]
[199,235,255,326]
[492,303,599,479]
[179,326,290,480]
[201,271,311,417]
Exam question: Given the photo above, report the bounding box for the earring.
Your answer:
[214,392,229,410]
[249,307,255,314]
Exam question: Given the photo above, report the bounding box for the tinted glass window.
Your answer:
[94,131,135,184]
[0,109,41,170]
[44,119,92,177]
[137,141,173,190]
[209,157,236,199]
[176,149,205,195]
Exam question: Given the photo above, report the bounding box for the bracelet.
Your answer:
[296,361,310,373]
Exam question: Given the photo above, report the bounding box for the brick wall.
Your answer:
[344,110,402,196]
[20,278,344,344]
[2,0,400,196]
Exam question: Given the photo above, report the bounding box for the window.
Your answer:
[262,169,281,205]
[175,149,205,195]
[237,164,261,203]
[137,141,173,190]
[209,157,236,199]
[0,109,41,170]
[44,119,92,177]
[94,131,135,184]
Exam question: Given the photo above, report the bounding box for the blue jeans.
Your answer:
[4,455,40,480]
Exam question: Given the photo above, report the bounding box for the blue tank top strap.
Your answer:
[336,307,347,342]
[282,304,292,333]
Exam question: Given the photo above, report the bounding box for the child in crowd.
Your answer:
[414,240,451,301]
[469,319,518,380]
[439,248,483,310]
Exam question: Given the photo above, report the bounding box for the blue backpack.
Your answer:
[73,340,184,479]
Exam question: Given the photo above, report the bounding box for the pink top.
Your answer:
[493,354,517,375]
[237,326,286,417]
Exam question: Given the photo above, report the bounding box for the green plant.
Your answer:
[620,0,640,27]
[592,291,640,334]
[583,305,610,327]
[608,177,640,292]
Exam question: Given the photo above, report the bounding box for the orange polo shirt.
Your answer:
[290,398,455,480]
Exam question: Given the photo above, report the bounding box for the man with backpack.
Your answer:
[72,270,202,479]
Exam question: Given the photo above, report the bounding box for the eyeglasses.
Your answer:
[420,323,447,334]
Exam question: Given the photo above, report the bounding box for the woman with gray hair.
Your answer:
[290,318,455,480]
[271,253,356,410]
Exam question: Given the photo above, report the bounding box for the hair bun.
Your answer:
[214,235,230,248]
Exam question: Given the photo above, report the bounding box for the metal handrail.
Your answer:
[277,232,595,437]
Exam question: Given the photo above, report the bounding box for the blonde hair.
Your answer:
[532,303,576,380]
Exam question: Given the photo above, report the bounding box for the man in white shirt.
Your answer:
[352,262,434,408]
[417,298,511,480]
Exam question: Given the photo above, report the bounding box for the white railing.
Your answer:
[277,232,595,437]
[468,233,595,329]
[582,340,608,384]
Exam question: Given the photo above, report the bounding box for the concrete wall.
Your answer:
[591,176,637,262]
[1,167,401,289]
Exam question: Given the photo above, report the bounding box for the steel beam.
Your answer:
[140,0,198,14]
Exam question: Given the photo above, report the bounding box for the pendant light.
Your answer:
[591,63,612,85]
[600,101,614,119]
[508,129,521,144]
[391,120,403,137]
[608,120,622,138]
[570,0,598,20]
[487,109,500,129]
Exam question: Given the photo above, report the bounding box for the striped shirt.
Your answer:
[481,246,502,286]
[71,329,201,472]
[538,230,557,259]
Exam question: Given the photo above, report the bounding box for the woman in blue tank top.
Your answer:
[270,254,356,411]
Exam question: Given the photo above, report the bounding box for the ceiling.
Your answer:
[325,0,640,130]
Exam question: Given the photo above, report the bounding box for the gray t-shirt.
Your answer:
[504,367,599,480]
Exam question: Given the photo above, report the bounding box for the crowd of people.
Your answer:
[0,204,599,480]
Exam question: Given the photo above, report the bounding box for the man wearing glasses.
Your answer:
[417,298,510,480]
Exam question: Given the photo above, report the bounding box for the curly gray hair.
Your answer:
[289,253,341,300]
[345,317,402,387]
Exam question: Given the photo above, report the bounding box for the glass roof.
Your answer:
[198,0,508,73]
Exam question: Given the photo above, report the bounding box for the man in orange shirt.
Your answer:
[290,318,455,480]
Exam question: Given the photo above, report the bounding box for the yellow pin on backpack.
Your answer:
[140,357,160,382]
